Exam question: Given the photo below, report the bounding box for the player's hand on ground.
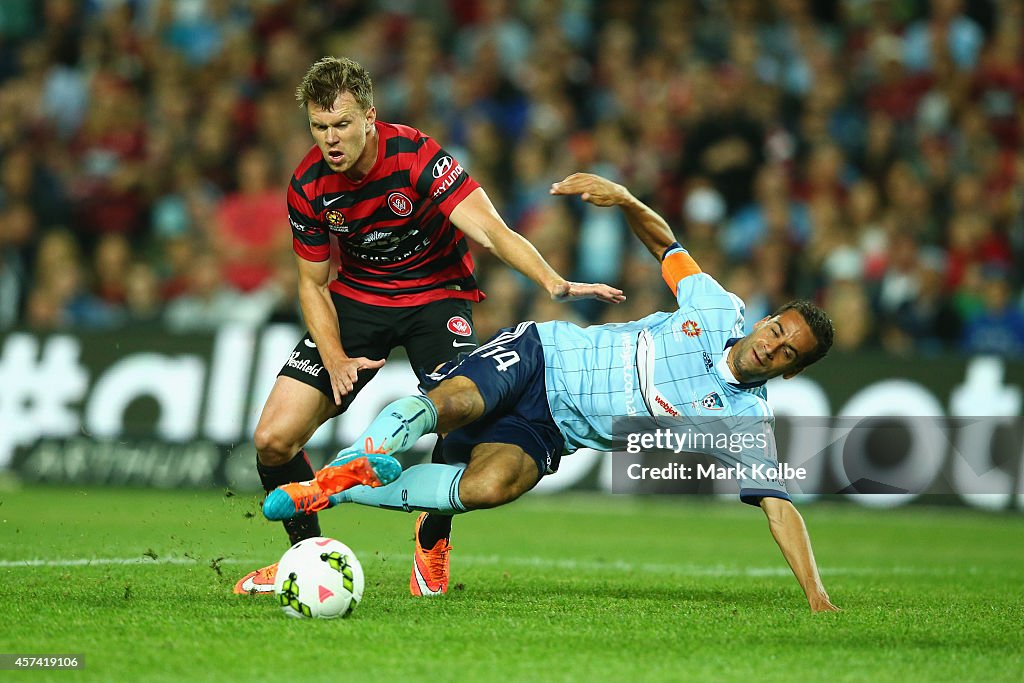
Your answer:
[549,173,630,207]
[809,594,841,613]
[325,356,386,404]
[551,280,626,304]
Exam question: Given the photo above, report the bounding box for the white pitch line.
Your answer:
[425,554,964,578]
[0,554,966,577]
[0,557,253,568]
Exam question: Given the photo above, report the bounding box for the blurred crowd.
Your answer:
[0,0,1022,356]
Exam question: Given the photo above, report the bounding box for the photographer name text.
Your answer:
[625,462,806,482]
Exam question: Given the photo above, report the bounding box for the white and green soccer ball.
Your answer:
[273,537,364,619]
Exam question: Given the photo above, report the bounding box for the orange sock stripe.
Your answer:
[661,250,702,295]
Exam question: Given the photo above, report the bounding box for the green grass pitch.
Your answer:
[2,484,1023,682]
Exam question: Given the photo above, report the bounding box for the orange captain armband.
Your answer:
[660,243,702,295]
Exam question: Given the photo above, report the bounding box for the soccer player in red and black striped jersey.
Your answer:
[234,57,624,595]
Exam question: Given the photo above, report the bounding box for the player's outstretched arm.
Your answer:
[295,256,385,405]
[450,188,625,304]
[759,496,840,613]
[550,173,675,262]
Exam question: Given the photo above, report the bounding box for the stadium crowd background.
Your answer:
[0,0,1022,357]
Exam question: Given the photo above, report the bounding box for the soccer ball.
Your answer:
[273,537,364,619]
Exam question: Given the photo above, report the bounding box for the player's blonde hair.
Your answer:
[295,56,374,112]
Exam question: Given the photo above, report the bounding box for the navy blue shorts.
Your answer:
[419,322,564,479]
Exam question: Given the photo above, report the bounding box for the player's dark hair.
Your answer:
[772,300,834,369]
[295,56,374,112]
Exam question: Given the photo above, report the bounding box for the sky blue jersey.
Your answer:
[534,245,789,503]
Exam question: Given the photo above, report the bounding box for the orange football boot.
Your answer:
[233,562,277,595]
[314,439,402,498]
[262,479,334,521]
[410,512,452,596]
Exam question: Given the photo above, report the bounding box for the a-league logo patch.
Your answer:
[681,320,702,337]
[700,392,725,410]
[703,352,713,371]
[387,192,413,217]
[325,210,347,232]
[447,316,472,336]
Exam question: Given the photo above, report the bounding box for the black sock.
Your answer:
[418,512,453,548]
[418,436,453,547]
[257,451,322,546]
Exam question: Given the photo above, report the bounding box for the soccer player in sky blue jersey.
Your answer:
[264,173,839,612]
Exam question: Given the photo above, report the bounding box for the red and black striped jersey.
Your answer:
[288,121,483,307]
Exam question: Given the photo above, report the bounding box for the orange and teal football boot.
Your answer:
[263,441,401,520]
[314,439,401,498]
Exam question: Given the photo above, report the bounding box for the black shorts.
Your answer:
[420,322,565,479]
[278,292,479,411]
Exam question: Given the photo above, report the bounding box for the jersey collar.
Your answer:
[717,338,767,389]
[344,121,384,186]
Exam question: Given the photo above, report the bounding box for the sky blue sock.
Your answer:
[330,464,467,514]
[352,395,438,456]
